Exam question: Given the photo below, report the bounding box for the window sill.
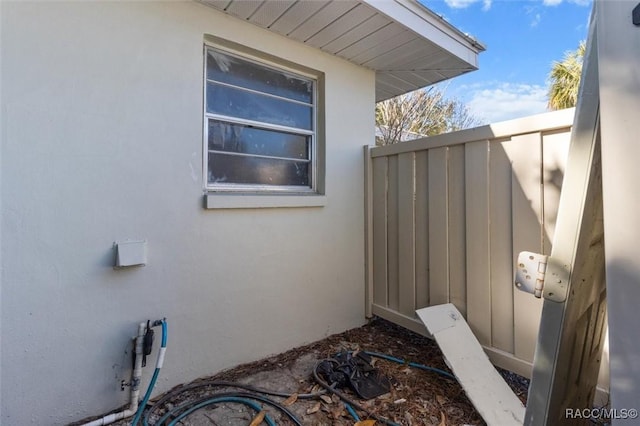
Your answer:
[204,194,326,209]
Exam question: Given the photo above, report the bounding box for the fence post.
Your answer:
[364,145,374,318]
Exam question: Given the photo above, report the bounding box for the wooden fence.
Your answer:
[364,109,575,378]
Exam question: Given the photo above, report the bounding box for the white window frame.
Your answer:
[203,43,319,194]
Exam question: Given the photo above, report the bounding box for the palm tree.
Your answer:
[547,41,585,110]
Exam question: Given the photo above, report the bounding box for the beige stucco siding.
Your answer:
[0,1,374,424]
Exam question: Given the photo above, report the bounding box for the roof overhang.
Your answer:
[198,0,485,101]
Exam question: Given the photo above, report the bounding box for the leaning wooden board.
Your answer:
[417,304,525,426]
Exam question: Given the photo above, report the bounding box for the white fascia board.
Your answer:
[361,0,485,68]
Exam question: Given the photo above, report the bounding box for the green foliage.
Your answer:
[375,86,479,146]
[547,41,585,110]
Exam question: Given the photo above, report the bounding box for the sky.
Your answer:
[419,0,593,123]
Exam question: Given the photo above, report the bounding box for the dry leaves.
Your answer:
[329,405,346,420]
[319,394,333,404]
[306,401,321,414]
[282,393,298,406]
[404,411,415,425]
[123,318,516,426]
[249,410,266,426]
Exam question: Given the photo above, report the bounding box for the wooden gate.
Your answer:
[524,14,607,425]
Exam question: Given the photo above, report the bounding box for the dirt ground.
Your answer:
[87,317,529,426]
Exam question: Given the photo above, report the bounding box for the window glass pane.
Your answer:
[208,153,310,187]
[207,49,313,104]
[208,120,309,160]
[207,82,313,130]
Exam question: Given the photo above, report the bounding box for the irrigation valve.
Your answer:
[142,320,155,368]
[514,251,548,298]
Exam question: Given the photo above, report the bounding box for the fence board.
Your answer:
[489,142,515,353]
[387,155,400,311]
[465,140,491,346]
[448,145,467,316]
[428,147,449,305]
[398,153,416,316]
[507,133,545,363]
[372,156,388,307]
[542,131,571,255]
[415,151,430,309]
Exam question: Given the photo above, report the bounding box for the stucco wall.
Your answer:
[0,1,374,424]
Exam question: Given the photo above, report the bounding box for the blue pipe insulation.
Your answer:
[363,351,456,380]
[344,402,361,422]
[123,321,450,426]
[166,397,276,426]
[155,392,303,426]
[332,350,455,380]
[159,320,167,347]
[131,319,167,426]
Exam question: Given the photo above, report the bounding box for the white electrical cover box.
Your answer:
[114,240,147,268]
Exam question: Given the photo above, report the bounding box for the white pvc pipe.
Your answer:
[81,322,146,426]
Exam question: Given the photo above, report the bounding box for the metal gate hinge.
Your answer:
[515,252,569,302]
[515,251,548,298]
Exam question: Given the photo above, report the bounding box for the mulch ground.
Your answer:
[86,317,529,426]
